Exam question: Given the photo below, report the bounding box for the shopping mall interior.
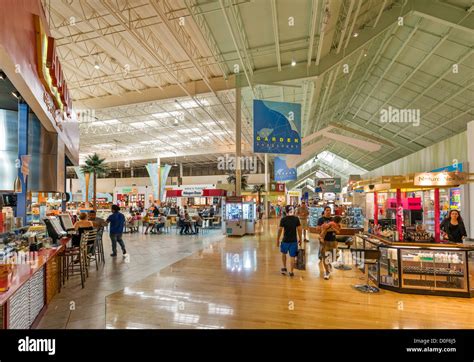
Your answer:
[0,0,474,343]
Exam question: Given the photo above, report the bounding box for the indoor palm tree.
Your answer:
[252,184,265,204]
[226,171,249,193]
[81,153,109,210]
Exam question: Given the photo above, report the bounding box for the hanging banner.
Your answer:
[253,100,301,155]
[73,166,93,202]
[315,178,342,193]
[146,163,172,202]
[274,156,297,181]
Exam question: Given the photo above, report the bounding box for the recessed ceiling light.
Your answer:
[94,62,100,70]
[364,53,367,57]
[353,32,359,38]
[291,60,296,66]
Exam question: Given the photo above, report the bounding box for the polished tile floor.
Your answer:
[37,228,225,329]
[38,220,474,329]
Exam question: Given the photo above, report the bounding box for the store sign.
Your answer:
[431,163,463,173]
[34,15,72,128]
[315,178,342,193]
[226,196,243,203]
[253,100,301,155]
[414,172,467,186]
[270,182,285,193]
[386,197,422,210]
[287,191,300,196]
[20,155,31,180]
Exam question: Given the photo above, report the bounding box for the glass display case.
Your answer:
[308,207,324,227]
[225,203,242,221]
[344,207,364,228]
[354,233,474,297]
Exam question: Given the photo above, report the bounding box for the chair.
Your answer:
[94,228,105,265]
[212,216,221,228]
[164,219,171,233]
[351,248,381,293]
[60,231,94,289]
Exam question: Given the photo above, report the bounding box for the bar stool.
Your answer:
[351,248,381,293]
[334,236,353,271]
[60,234,90,289]
[94,228,105,265]
[82,230,99,271]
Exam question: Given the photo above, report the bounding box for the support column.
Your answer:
[434,188,440,242]
[264,153,269,218]
[467,121,474,239]
[16,101,29,224]
[373,192,378,226]
[235,86,242,196]
[156,157,161,203]
[396,188,403,241]
[179,163,183,186]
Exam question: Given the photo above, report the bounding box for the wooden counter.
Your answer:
[357,233,474,250]
[0,245,63,329]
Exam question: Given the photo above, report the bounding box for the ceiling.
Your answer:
[43,0,474,179]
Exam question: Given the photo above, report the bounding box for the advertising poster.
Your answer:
[315,178,342,193]
[253,100,301,155]
[274,156,297,181]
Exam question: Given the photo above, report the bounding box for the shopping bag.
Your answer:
[295,248,306,270]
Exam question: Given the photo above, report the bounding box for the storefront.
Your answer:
[165,185,227,214]
[353,172,474,297]
[286,190,301,206]
[114,186,154,209]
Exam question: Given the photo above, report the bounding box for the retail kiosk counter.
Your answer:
[0,246,63,328]
[354,233,474,297]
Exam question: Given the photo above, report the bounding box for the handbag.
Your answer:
[295,248,306,270]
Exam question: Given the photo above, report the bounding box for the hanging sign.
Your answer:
[253,100,301,155]
[274,156,297,181]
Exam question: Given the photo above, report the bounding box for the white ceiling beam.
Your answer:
[336,0,355,54]
[270,0,282,71]
[238,2,411,86]
[372,0,387,28]
[343,0,362,50]
[307,0,319,67]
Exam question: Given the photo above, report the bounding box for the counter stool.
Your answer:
[95,228,105,264]
[334,236,353,271]
[60,236,89,289]
[351,248,381,293]
[82,230,99,271]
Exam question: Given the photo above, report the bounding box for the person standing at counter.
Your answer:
[106,205,127,258]
[72,213,94,247]
[440,210,467,243]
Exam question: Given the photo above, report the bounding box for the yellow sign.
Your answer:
[287,191,300,196]
[414,172,467,186]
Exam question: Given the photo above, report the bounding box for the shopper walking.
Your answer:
[316,206,333,261]
[296,201,310,242]
[106,204,127,258]
[276,205,302,277]
[441,210,467,243]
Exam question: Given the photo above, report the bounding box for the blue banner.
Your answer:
[146,163,171,202]
[253,100,301,154]
[274,156,297,181]
[431,163,463,172]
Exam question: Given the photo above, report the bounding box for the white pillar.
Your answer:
[156,157,161,203]
[235,87,242,196]
[264,153,269,218]
[467,121,474,238]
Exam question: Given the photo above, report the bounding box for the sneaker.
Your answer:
[123,253,128,258]
[289,272,294,277]
[304,239,309,242]
[281,268,287,275]
[324,272,330,280]
[110,253,117,257]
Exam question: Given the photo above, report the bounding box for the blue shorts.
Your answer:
[280,242,298,257]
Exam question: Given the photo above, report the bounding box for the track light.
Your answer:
[0,71,6,80]
[291,60,296,67]
[94,61,100,70]
[11,90,21,99]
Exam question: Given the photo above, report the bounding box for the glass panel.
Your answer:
[379,247,399,287]
[401,249,467,291]
[469,251,474,291]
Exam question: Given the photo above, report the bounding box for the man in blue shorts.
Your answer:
[276,205,302,277]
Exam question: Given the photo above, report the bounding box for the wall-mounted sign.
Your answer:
[386,197,422,210]
[287,190,301,196]
[253,100,301,155]
[414,172,467,186]
[270,182,285,193]
[34,15,72,129]
[315,178,342,193]
[226,196,243,203]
